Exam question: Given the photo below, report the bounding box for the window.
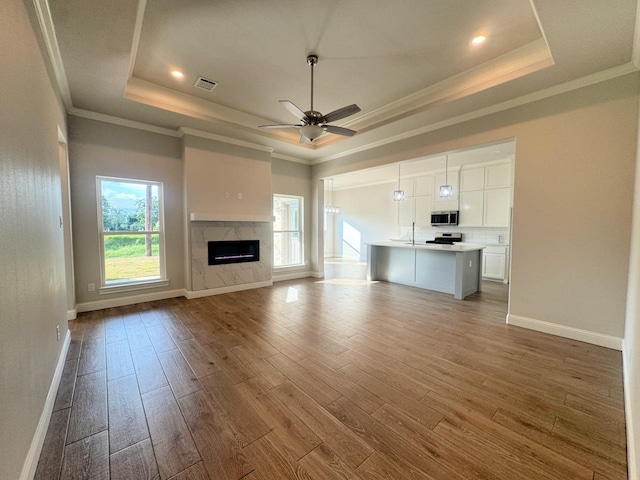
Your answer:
[97,177,167,291]
[273,194,303,267]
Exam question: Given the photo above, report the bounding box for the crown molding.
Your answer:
[32,0,73,109]
[124,77,310,148]
[127,0,147,80]
[271,153,313,165]
[68,107,181,136]
[310,38,554,149]
[312,62,640,165]
[178,127,274,153]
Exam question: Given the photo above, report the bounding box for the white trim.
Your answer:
[272,270,314,282]
[19,330,70,480]
[190,213,273,222]
[185,281,273,299]
[313,62,639,165]
[271,153,313,165]
[310,271,324,279]
[66,309,76,321]
[506,314,623,351]
[32,0,73,109]
[623,343,638,480]
[178,127,274,152]
[127,0,147,80]
[76,288,184,313]
[68,108,180,137]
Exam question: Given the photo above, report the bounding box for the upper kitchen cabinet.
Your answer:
[414,175,434,196]
[397,174,434,226]
[460,167,485,192]
[458,160,513,227]
[398,195,433,226]
[399,177,414,197]
[485,162,512,189]
[484,187,511,227]
[433,168,460,211]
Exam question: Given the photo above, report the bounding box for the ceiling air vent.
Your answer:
[194,76,217,92]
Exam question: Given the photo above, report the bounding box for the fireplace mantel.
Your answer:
[190,213,273,223]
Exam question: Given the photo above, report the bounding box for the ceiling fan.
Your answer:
[259,55,361,143]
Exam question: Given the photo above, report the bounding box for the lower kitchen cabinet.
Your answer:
[482,245,509,283]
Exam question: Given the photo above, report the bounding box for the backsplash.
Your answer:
[398,226,509,245]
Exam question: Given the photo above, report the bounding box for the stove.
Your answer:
[425,232,462,245]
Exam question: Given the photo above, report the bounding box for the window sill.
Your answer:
[99,279,169,295]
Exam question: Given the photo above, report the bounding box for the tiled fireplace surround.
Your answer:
[190,221,273,291]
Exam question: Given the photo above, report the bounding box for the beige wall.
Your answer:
[0,1,69,478]
[68,116,184,305]
[272,158,312,272]
[183,135,272,217]
[313,74,639,339]
[623,93,640,479]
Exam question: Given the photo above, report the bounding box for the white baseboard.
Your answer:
[20,329,71,480]
[272,271,314,282]
[185,280,273,299]
[66,309,76,320]
[506,314,623,351]
[311,271,324,278]
[623,343,638,480]
[76,288,185,313]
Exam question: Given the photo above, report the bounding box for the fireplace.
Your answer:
[208,240,260,266]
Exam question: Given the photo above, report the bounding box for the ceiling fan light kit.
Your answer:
[259,54,361,143]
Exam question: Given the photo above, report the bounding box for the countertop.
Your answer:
[368,241,485,252]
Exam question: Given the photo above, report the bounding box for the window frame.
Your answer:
[96,176,168,293]
[273,194,304,269]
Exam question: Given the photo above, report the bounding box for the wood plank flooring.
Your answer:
[35,261,627,479]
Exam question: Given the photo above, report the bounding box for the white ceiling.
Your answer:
[328,140,515,190]
[44,0,638,163]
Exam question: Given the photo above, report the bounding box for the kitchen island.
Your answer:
[366,242,485,299]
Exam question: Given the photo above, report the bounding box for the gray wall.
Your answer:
[68,116,184,305]
[313,73,639,340]
[0,1,69,478]
[272,158,312,272]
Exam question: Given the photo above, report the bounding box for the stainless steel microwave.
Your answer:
[431,210,459,226]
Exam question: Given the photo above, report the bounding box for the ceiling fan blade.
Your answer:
[322,104,361,123]
[323,125,357,137]
[279,100,307,122]
[258,124,303,129]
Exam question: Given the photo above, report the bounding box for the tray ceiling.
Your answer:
[45,0,637,162]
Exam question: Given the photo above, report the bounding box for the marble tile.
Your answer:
[191,221,272,291]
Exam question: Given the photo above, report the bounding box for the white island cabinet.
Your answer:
[366,242,485,299]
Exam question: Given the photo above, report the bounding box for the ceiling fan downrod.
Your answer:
[307,55,317,113]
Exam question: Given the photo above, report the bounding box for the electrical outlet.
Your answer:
[224,192,230,199]
[237,193,243,200]
[469,260,473,267]
[56,325,60,341]
[88,283,95,292]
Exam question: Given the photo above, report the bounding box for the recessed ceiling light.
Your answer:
[171,70,184,79]
[471,35,487,46]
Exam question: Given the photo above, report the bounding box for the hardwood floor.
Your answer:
[36,262,627,479]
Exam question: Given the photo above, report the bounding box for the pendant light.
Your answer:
[393,164,405,201]
[439,154,453,198]
[324,178,340,214]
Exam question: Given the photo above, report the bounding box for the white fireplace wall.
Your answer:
[191,221,272,291]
